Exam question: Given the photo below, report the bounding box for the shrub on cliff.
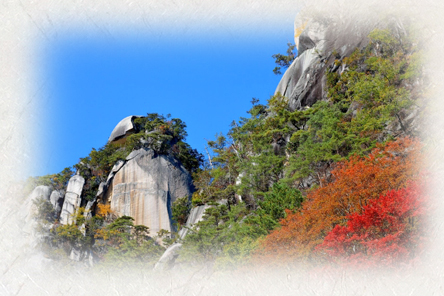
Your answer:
[254,137,423,263]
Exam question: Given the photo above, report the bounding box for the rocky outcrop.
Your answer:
[276,12,402,110]
[49,190,64,217]
[177,205,211,240]
[153,243,182,271]
[21,185,52,235]
[108,115,142,143]
[60,175,85,225]
[154,205,210,271]
[103,148,193,234]
[28,185,52,202]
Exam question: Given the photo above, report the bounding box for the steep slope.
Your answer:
[25,113,202,264]
[176,9,425,268]
[102,147,193,234]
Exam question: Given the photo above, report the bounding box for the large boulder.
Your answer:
[277,11,405,110]
[60,175,85,225]
[28,185,52,202]
[108,115,142,144]
[103,148,193,234]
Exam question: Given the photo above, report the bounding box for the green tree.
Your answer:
[172,196,191,227]
[272,42,296,75]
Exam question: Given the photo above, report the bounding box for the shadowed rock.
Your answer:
[49,190,64,218]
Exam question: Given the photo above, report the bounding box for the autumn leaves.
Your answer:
[253,137,426,266]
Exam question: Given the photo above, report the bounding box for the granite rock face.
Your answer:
[276,11,404,110]
[108,115,142,143]
[60,175,85,225]
[153,243,182,271]
[49,190,64,217]
[103,148,193,234]
[154,205,210,271]
[29,185,52,202]
[21,185,52,235]
[178,205,211,240]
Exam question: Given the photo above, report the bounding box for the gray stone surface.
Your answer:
[276,12,402,111]
[21,185,52,235]
[275,47,322,110]
[104,148,193,234]
[108,115,142,143]
[29,185,52,202]
[84,199,96,220]
[154,205,211,271]
[60,175,85,225]
[96,181,106,199]
[178,205,211,240]
[106,160,125,183]
[153,243,182,271]
[49,190,64,217]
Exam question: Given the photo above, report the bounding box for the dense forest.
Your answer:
[28,17,427,270]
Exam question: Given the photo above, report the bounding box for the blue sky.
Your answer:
[36,19,296,177]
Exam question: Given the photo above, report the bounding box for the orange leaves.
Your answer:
[254,137,423,263]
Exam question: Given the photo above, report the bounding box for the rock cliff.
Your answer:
[276,12,408,111]
[154,205,210,271]
[102,147,193,234]
[60,175,85,225]
[21,6,424,270]
[108,115,143,144]
[21,185,52,235]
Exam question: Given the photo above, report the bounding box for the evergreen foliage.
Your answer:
[172,196,192,227]
[29,21,425,269]
[24,167,74,194]
[178,23,425,268]
[272,42,297,75]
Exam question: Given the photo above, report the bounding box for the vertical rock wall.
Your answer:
[21,185,52,235]
[60,175,85,225]
[104,148,193,234]
[276,12,388,110]
[49,190,64,218]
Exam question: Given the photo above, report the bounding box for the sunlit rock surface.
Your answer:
[108,115,142,143]
[178,204,210,240]
[154,205,210,270]
[28,185,51,202]
[104,148,193,234]
[154,243,182,271]
[59,175,85,225]
[276,12,403,110]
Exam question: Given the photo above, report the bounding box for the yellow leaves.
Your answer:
[97,204,113,218]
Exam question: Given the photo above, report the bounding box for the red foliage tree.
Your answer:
[316,181,426,266]
[254,137,423,263]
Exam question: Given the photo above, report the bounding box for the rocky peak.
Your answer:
[278,10,410,111]
[108,115,143,144]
